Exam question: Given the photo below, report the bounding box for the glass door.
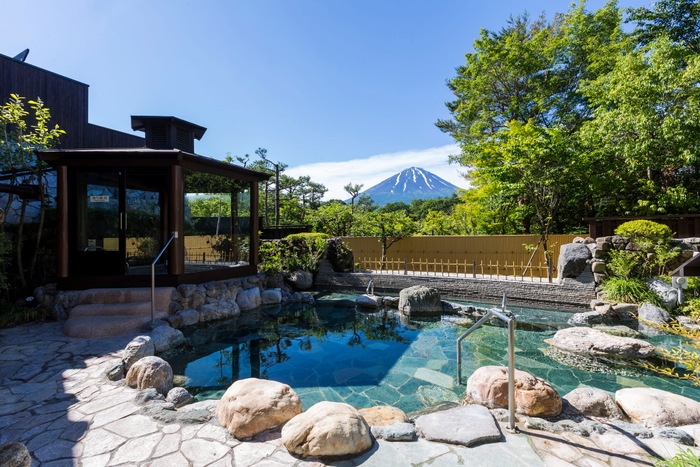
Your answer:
[72,171,125,275]
[124,169,166,275]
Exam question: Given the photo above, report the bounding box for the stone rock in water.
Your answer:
[150,325,185,353]
[356,294,381,309]
[563,387,623,419]
[286,270,313,290]
[415,405,501,447]
[398,285,442,316]
[548,327,655,359]
[645,278,678,311]
[0,442,31,467]
[616,388,700,427]
[358,406,408,426]
[198,301,240,322]
[638,302,671,325]
[261,289,282,305]
[557,243,591,280]
[166,387,194,408]
[281,401,372,457]
[216,378,301,439]
[236,287,262,311]
[467,366,562,417]
[567,311,604,327]
[122,335,155,371]
[125,356,174,395]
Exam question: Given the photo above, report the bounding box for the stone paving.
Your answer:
[1,321,698,467]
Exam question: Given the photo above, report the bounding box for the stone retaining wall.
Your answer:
[316,261,595,311]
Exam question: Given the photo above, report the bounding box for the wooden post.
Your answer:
[169,165,184,275]
[404,258,407,275]
[56,165,69,278]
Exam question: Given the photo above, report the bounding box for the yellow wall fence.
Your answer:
[341,235,581,281]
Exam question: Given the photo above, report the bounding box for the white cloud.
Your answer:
[286,144,469,201]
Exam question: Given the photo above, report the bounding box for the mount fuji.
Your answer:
[359,167,461,206]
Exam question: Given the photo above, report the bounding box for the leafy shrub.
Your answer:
[0,300,51,328]
[654,449,700,467]
[615,220,673,245]
[258,233,330,275]
[601,276,663,305]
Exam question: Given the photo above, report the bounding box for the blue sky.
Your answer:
[2,0,644,199]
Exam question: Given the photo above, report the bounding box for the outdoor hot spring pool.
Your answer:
[165,292,700,413]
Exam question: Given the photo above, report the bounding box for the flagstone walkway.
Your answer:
[0,321,696,467]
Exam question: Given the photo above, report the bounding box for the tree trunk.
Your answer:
[30,174,45,279]
[15,198,27,289]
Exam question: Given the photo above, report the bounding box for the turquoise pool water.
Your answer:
[166,292,699,413]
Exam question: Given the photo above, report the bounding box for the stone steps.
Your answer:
[63,312,169,339]
[62,287,176,338]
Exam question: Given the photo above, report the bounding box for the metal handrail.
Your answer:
[151,232,177,325]
[366,279,374,296]
[457,293,518,432]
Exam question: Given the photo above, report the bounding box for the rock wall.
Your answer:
[316,261,594,311]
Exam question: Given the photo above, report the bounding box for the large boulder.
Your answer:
[557,243,592,280]
[150,325,186,353]
[215,378,301,439]
[286,270,313,290]
[261,289,282,305]
[122,335,155,371]
[616,388,700,427]
[281,401,372,457]
[236,287,262,311]
[563,387,623,419]
[358,406,408,426]
[199,301,240,322]
[356,294,381,309]
[645,278,678,311]
[638,302,671,325]
[398,286,442,317]
[547,327,655,359]
[466,366,562,417]
[0,442,31,467]
[125,356,173,395]
[166,309,200,328]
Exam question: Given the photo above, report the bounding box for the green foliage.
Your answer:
[601,276,663,305]
[258,233,329,275]
[628,0,700,55]
[307,202,354,237]
[0,301,51,328]
[654,449,700,467]
[638,318,700,387]
[615,220,673,245]
[580,36,700,216]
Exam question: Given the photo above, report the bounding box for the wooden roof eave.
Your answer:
[35,149,271,182]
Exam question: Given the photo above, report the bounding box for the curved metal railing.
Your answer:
[151,232,177,325]
[457,293,517,432]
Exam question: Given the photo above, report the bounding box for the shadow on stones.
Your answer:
[0,322,136,465]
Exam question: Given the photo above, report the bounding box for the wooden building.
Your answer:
[3,51,271,289]
[0,52,144,149]
[38,116,270,290]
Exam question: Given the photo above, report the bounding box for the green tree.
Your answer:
[343,183,363,213]
[579,37,700,215]
[308,201,354,237]
[354,210,417,269]
[628,0,700,54]
[0,94,64,288]
[437,1,626,233]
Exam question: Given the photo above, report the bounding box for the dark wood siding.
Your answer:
[84,124,144,149]
[0,53,144,149]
